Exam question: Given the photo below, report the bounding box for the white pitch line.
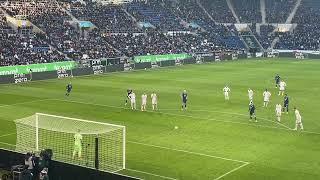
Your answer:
[214,162,250,180]
[126,168,178,180]
[50,99,290,130]
[50,99,320,135]
[128,141,248,164]
[161,108,292,130]
[0,98,50,108]
[0,132,16,138]
[0,141,15,147]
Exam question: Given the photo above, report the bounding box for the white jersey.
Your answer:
[74,133,83,146]
[151,93,157,104]
[129,93,136,103]
[141,94,147,105]
[279,81,286,91]
[223,87,230,93]
[276,104,282,116]
[263,91,271,101]
[248,89,254,99]
[295,109,302,123]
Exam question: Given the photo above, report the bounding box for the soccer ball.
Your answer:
[174,126,179,130]
[145,68,147,70]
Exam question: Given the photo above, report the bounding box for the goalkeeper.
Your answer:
[72,129,83,160]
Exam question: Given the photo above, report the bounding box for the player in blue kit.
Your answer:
[181,90,188,111]
[275,74,281,88]
[249,101,257,122]
[125,89,133,106]
[283,94,289,114]
[65,82,72,96]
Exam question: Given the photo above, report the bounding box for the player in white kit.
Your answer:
[141,93,147,111]
[151,92,158,111]
[275,104,282,122]
[129,92,136,110]
[248,88,254,101]
[263,89,271,107]
[278,80,286,96]
[293,107,304,130]
[223,86,231,100]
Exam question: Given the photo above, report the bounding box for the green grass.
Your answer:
[1,58,320,180]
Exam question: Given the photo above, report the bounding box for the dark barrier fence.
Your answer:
[0,148,138,180]
[0,54,244,85]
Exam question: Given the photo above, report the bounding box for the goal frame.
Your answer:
[34,112,126,170]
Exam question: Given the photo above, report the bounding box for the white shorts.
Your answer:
[131,100,136,104]
[280,87,285,91]
[73,144,82,153]
[152,100,157,105]
[224,92,229,96]
[142,101,146,105]
[264,98,269,102]
[276,112,281,117]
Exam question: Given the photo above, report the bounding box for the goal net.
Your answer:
[14,113,125,172]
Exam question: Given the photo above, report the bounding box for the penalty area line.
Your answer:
[214,162,250,180]
[161,108,292,130]
[49,99,320,135]
[0,98,51,108]
[126,168,178,180]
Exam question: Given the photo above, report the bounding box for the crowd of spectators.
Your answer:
[275,0,320,50]
[0,14,11,30]
[275,25,320,50]
[2,0,320,66]
[0,32,64,66]
[106,31,239,57]
[266,0,296,23]
[200,0,236,23]
[69,1,141,33]
[232,0,261,23]
[126,0,186,31]
[253,24,275,49]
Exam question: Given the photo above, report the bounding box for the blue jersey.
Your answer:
[182,93,188,103]
[66,84,72,92]
[275,75,280,84]
[249,104,255,114]
[127,89,132,97]
[284,96,289,105]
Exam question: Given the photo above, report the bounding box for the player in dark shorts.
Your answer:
[181,90,188,111]
[275,74,281,88]
[283,94,289,114]
[249,101,257,122]
[125,89,133,106]
[65,82,72,96]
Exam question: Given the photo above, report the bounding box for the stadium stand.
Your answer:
[275,0,320,50]
[1,0,320,66]
[200,0,236,23]
[265,0,296,23]
[232,0,261,23]
[69,1,141,33]
[254,24,275,49]
[126,0,186,31]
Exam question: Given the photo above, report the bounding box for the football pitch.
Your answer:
[0,58,320,180]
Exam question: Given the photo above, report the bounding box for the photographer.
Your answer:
[24,152,36,180]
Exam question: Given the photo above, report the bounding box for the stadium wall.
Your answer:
[0,148,139,180]
[0,52,242,85]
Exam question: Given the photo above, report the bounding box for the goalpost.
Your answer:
[14,113,126,172]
